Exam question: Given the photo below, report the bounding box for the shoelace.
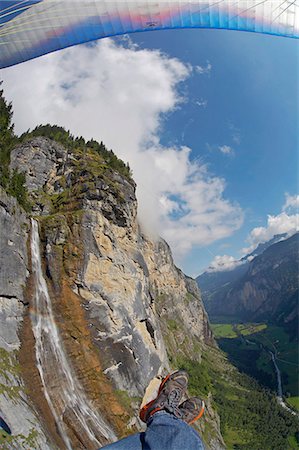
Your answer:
[164,388,183,419]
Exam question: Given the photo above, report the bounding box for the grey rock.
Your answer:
[0,297,24,351]
[0,188,29,303]
[10,137,67,193]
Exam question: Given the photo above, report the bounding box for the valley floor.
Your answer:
[210,320,299,407]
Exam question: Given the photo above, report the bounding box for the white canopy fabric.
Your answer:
[0,0,298,69]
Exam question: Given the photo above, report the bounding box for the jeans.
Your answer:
[101,411,205,450]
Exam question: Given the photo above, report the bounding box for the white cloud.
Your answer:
[195,62,212,75]
[218,145,234,155]
[207,194,299,273]
[283,193,299,211]
[195,99,208,108]
[2,39,243,266]
[207,255,244,272]
[242,211,299,255]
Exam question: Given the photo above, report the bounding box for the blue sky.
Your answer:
[2,28,298,277]
[127,28,299,275]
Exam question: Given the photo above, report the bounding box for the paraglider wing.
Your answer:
[0,0,298,69]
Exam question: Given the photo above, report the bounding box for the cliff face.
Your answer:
[0,136,222,449]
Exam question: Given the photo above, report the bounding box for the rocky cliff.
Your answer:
[0,136,223,449]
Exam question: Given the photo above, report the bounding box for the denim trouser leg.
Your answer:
[101,411,205,450]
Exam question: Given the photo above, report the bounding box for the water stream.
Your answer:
[244,337,297,416]
[269,351,297,416]
[269,351,283,398]
[30,219,117,448]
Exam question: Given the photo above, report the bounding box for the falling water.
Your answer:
[30,219,117,449]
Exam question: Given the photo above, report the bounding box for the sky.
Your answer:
[1,28,298,277]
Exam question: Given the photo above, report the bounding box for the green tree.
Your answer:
[0,81,15,188]
[7,170,31,212]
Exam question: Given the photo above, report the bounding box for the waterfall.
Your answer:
[30,219,117,449]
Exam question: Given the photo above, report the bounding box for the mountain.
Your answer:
[243,233,288,260]
[197,233,289,304]
[0,107,297,448]
[197,233,299,335]
[1,135,225,449]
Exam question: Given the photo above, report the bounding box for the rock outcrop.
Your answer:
[0,136,223,449]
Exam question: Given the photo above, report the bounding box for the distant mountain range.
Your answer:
[197,233,299,336]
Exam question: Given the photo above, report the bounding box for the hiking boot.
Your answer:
[178,397,205,424]
[139,370,189,423]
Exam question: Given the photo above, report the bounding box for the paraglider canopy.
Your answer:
[0,0,298,69]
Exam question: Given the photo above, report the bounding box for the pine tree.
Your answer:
[0,81,15,188]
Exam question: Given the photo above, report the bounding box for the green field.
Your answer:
[236,323,267,336]
[211,322,267,339]
[288,434,299,449]
[286,397,299,411]
[211,324,237,338]
[249,325,299,396]
[212,322,299,397]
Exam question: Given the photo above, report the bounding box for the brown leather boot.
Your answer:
[178,397,205,424]
[139,370,189,423]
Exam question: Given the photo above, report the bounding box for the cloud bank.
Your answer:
[207,193,298,272]
[283,193,299,212]
[2,39,243,266]
[207,255,245,272]
[243,192,299,254]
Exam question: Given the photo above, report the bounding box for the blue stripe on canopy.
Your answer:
[0,1,41,25]
[0,0,298,69]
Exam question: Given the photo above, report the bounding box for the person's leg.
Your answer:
[142,411,204,450]
[100,433,143,450]
[101,411,204,450]
[101,370,205,450]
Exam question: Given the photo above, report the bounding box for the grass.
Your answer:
[114,390,141,412]
[211,322,268,339]
[0,428,39,448]
[286,397,299,411]
[167,319,179,331]
[184,292,194,304]
[223,426,249,449]
[236,323,267,335]
[0,348,23,399]
[211,324,238,339]
[287,434,299,449]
